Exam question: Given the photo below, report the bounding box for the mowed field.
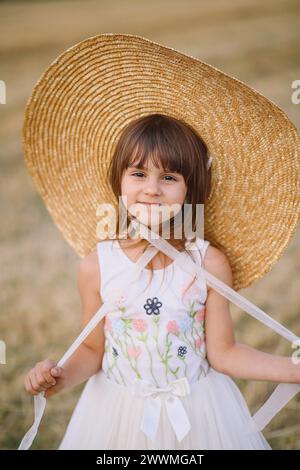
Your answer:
[0,0,299,450]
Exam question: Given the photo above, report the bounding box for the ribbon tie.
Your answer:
[131,377,191,443]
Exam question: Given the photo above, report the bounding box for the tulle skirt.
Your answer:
[58,367,271,450]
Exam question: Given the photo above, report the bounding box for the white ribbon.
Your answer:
[132,376,192,442]
[18,393,47,451]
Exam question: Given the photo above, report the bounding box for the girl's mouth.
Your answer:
[137,202,162,206]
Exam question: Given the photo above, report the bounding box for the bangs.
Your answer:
[125,122,194,182]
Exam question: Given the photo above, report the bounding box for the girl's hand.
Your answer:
[24,359,66,398]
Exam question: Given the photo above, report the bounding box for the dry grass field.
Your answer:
[0,0,299,450]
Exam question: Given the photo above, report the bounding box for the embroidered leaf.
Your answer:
[137,333,148,342]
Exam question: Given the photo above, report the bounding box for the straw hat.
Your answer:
[22,33,300,290]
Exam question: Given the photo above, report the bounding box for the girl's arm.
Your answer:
[25,250,105,398]
[204,246,300,384]
[47,251,105,396]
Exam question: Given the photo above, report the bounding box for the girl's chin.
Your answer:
[132,214,163,229]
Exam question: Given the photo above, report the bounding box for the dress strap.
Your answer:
[190,238,210,268]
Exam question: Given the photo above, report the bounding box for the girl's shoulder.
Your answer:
[204,244,228,266]
[203,244,233,293]
[78,247,101,296]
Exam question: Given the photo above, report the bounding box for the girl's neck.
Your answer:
[118,236,183,254]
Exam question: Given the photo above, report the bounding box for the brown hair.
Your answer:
[106,113,212,287]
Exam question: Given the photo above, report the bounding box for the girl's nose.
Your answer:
[144,178,161,196]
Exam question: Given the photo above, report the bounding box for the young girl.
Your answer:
[22,113,300,450]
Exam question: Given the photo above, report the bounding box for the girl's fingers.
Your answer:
[37,372,54,389]
[44,383,58,398]
[44,375,64,398]
[32,370,48,392]
[27,374,40,395]
[50,366,63,378]
[24,360,60,396]
[24,375,35,395]
[40,363,57,385]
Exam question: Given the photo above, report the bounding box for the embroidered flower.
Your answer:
[111,318,125,335]
[115,294,126,309]
[166,320,180,335]
[143,297,162,316]
[177,345,187,358]
[133,319,148,332]
[195,337,204,349]
[179,316,193,333]
[127,345,142,359]
[195,307,206,322]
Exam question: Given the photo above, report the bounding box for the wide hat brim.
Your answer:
[22,33,300,290]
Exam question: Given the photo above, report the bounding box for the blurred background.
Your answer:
[0,0,299,450]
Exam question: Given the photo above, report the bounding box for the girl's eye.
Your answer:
[131,172,176,181]
[164,175,177,181]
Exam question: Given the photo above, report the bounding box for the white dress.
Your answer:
[58,238,271,450]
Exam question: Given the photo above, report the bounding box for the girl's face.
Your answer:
[121,158,188,228]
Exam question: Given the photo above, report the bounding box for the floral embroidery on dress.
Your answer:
[178,346,187,357]
[115,294,126,307]
[143,297,162,315]
[103,289,207,386]
[98,237,209,388]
